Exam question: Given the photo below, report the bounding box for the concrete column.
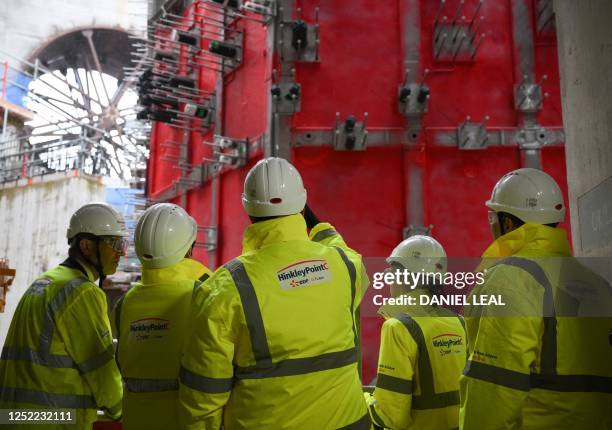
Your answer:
[555,0,612,257]
[0,174,106,347]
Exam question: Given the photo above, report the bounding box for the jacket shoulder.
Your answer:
[193,261,240,301]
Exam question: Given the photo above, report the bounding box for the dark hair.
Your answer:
[249,214,287,223]
[498,212,559,229]
[68,233,98,259]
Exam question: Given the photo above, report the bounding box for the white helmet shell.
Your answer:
[242,157,307,217]
[135,203,197,269]
[486,168,565,224]
[387,235,447,274]
[67,203,125,242]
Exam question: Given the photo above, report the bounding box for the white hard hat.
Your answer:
[387,235,447,274]
[242,157,307,217]
[486,168,565,224]
[135,203,197,269]
[67,202,126,242]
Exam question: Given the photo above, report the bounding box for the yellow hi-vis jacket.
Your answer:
[0,257,122,430]
[460,223,612,429]
[179,214,372,430]
[365,295,467,430]
[111,258,211,430]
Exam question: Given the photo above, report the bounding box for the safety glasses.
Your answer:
[101,236,129,254]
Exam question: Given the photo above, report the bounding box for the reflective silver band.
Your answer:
[1,346,76,369]
[77,344,115,374]
[224,258,272,367]
[334,247,359,347]
[225,253,359,380]
[0,387,96,409]
[179,366,234,393]
[465,360,612,393]
[234,347,358,379]
[337,412,372,430]
[124,377,179,393]
[312,229,338,242]
[2,340,114,375]
[396,314,462,410]
[104,399,122,418]
[494,256,557,376]
[368,403,388,428]
[39,277,88,356]
[376,373,413,394]
[530,373,612,393]
[464,360,531,391]
[412,390,460,409]
[396,315,435,395]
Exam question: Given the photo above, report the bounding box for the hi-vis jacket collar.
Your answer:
[142,258,208,284]
[378,290,439,319]
[479,223,571,271]
[242,213,308,252]
[73,256,98,283]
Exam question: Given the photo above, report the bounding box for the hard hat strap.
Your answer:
[94,238,105,289]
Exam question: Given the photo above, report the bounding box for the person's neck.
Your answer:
[73,255,100,281]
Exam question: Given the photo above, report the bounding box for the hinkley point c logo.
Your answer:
[432,333,464,356]
[277,260,332,290]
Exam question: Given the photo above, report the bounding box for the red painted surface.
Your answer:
[147,0,568,383]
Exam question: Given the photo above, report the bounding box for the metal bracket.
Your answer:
[170,29,201,53]
[212,135,249,167]
[403,224,433,239]
[515,125,562,148]
[432,0,486,62]
[457,116,489,150]
[536,0,555,33]
[196,226,218,252]
[514,75,548,113]
[242,0,276,17]
[271,82,301,114]
[399,69,430,140]
[333,113,368,151]
[279,8,320,62]
[183,96,216,129]
[209,33,243,72]
[399,83,430,117]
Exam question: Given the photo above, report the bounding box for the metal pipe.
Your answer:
[469,0,484,27]
[433,0,446,27]
[0,49,104,109]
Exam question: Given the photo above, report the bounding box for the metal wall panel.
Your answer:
[146,0,568,381]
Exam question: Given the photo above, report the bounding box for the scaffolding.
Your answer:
[0,44,150,185]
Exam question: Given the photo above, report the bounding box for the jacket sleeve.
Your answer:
[309,222,370,302]
[366,318,417,430]
[108,293,125,340]
[58,284,123,419]
[179,270,238,430]
[460,267,542,430]
[309,222,348,248]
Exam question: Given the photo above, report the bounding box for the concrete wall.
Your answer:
[555,0,612,257]
[0,173,106,347]
[0,0,147,65]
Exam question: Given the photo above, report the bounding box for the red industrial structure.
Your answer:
[141,0,567,383]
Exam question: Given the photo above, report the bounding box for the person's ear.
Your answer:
[79,238,92,256]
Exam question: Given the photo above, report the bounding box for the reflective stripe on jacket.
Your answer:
[179,215,372,430]
[0,258,122,429]
[366,299,467,430]
[112,258,210,430]
[460,223,612,429]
